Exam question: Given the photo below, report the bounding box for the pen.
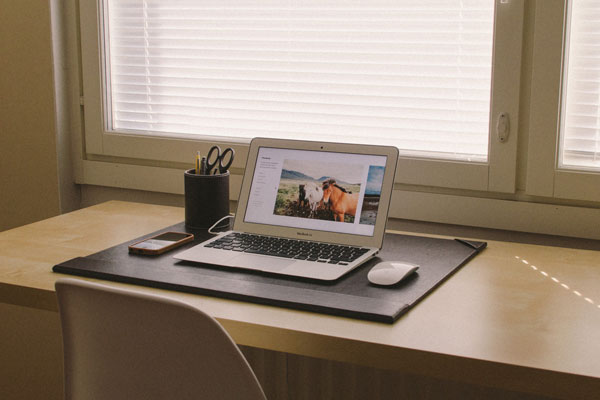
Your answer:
[195,151,201,175]
[200,157,207,175]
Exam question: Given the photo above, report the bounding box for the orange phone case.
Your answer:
[128,232,194,255]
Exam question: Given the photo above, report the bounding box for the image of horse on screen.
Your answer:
[273,159,384,225]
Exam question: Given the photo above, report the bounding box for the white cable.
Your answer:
[208,214,234,235]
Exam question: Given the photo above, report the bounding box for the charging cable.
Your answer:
[208,214,234,235]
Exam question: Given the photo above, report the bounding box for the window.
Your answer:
[104,0,494,162]
[560,0,600,171]
[80,1,524,193]
[528,0,600,202]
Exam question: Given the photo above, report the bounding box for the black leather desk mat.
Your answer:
[53,223,486,323]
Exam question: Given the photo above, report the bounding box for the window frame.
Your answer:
[79,0,524,194]
[527,0,600,202]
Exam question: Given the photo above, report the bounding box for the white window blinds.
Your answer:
[561,0,600,170]
[103,0,494,161]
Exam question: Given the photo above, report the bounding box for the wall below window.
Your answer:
[80,185,185,209]
[80,184,600,249]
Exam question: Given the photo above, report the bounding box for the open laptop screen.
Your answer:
[244,146,387,237]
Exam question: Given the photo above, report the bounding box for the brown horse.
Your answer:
[322,179,358,222]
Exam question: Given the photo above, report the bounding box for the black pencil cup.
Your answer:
[184,169,230,230]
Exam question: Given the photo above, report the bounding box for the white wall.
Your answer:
[0,1,61,231]
[0,0,80,232]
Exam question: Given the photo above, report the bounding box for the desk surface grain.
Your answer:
[1,200,599,398]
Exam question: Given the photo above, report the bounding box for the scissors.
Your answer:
[206,145,235,175]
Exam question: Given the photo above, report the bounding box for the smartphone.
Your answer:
[128,232,194,255]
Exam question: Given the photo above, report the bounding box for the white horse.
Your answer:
[304,182,323,217]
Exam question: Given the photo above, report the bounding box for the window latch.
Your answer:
[497,112,509,143]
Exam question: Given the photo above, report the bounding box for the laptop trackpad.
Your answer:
[229,253,295,273]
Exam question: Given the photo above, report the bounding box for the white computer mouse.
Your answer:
[367,261,419,286]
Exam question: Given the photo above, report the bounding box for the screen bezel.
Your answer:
[233,138,399,249]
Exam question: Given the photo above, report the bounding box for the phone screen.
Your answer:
[134,232,191,250]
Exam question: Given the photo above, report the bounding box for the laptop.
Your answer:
[174,137,398,281]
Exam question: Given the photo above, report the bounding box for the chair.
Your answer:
[55,278,267,400]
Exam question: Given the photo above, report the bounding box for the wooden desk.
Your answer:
[1,201,599,399]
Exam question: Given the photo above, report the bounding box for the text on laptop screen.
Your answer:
[244,147,388,236]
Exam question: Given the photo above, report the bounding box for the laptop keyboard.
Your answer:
[204,232,370,265]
